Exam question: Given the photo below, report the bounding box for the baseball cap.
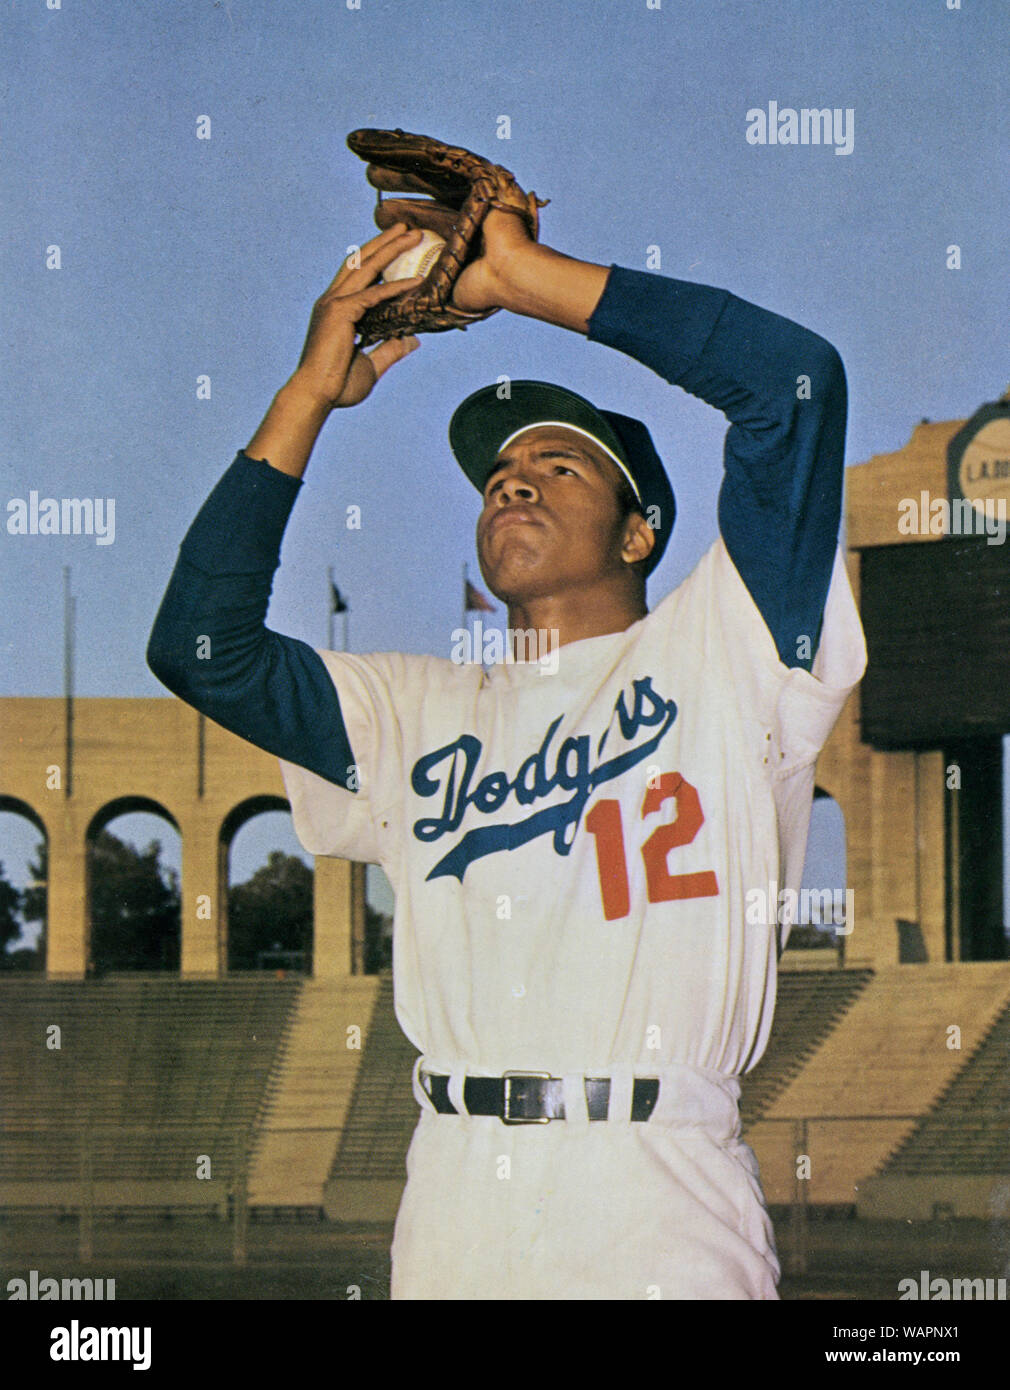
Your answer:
[448,380,675,575]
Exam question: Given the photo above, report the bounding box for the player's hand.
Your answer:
[291,224,425,409]
[451,206,537,316]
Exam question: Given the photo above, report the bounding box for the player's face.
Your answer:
[476,426,640,602]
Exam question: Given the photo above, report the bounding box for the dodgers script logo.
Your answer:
[411,676,677,881]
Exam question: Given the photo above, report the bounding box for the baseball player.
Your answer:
[148,137,866,1299]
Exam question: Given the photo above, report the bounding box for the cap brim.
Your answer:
[449,381,633,493]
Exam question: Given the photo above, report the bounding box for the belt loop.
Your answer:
[447,1066,470,1116]
[562,1073,589,1128]
[411,1057,437,1114]
[607,1064,635,1124]
[648,1062,739,1137]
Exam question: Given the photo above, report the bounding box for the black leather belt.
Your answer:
[421,1071,660,1123]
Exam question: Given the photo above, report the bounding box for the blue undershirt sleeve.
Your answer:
[586,265,846,670]
[147,452,355,787]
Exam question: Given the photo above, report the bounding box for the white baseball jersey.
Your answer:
[280,537,866,1299]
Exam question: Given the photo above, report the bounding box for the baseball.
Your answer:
[381,229,446,283]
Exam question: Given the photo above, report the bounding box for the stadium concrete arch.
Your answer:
[0,697,364,980]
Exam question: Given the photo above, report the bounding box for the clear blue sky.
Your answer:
[2,0,1007,919]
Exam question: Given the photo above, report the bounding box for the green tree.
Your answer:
[21,841,46,931]
[228,851,313,971]
[0,860,24,963]
[13,841,47,970]
[87,830,180,971]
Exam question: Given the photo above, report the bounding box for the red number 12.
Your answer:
[584,772,719,922]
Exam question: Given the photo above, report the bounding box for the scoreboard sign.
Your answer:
[860,535,1010,747]
[947,398,1010,523]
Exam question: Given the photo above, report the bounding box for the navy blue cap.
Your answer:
[448,380,675,575]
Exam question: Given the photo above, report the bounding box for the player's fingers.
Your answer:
[365,334,421,380]
[327,224,408,289]
[358,222,422,261]
[328,225,423,293]
[351,274,424,308]
[351,227,425,287]
[314,274,424,335]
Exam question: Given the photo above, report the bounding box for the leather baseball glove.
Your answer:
[346,128,547,347]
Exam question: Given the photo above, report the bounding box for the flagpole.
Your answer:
[327,567,335,650]
[63,566,74,798]
[329,569,350,651]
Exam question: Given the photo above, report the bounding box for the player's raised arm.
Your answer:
[245,224,425,477]
[147,227,425,783]
[456,211,845,673]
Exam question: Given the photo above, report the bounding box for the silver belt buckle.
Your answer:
[502,1070,552,1124]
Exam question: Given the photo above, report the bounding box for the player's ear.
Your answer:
[621,512,655,569]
